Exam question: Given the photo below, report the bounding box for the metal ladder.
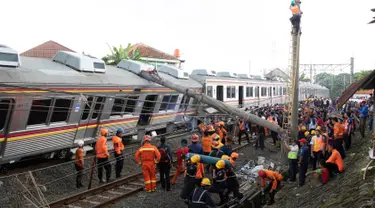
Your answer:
[283,27,301,141]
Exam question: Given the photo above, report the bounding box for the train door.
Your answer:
[0,98,13,158]
[138,95,158,126]
[216,86,223,101]
[255,86,260,106]
[238,86,244,107]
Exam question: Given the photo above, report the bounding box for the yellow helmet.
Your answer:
[219,121,225,126]
[311,130,316,135]
[216,160,225,169]
[316,126,321,131]
[304,131,310,137]
[190,155,201,164]
[201,178,211,186]
[221,155,230,160]
[301,126,307,131]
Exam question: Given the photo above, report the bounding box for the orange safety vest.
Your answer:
[112,135,124,155]
[291,5,300,15]
[239,121,245,131]
[312,135,324,152]
[201,136,213,153]
[75,147,84,168]
[96,136,109,158]
[334,122,344,139]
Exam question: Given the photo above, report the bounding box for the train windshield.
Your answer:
[0,52,18,62]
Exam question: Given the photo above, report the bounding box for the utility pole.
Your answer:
[350,57,354,84]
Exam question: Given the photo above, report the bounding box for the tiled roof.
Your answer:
[20,40,75,59]
[130,43,179,61]
[355,90,373,94]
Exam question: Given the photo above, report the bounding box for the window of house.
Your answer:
[168,95,179,110]
[110,97,126,117]
[27,99,52,126]
[124,96,138,114]
[50,98,72,123]
[91,97,105,120]
[0,99,12,131]
[160,95,170,111]
[206,86,213,97]
[81,96,93,120]
[261,87,267,97]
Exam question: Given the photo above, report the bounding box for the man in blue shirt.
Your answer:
[358,102,369,138]
[188,134,204,154]
[298,138,309,187]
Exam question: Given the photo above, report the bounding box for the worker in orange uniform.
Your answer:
[135,135,161,192]
[332,117,345,159]
[96,128,111,183]
[201,130,213,156]
[112,128,125,178]
[198,123,206,137]
[258,169,283,205]
[237,119,250,145]
[290,1,302,35]
[325,140,344,176]
[172,139,189,185]
[75,140,85,188]
[219,121,227,143]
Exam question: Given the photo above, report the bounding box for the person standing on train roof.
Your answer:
[135,135,161,192]
[172,139,189,185]
[75,140,85,188]
[96,128,111,183]
[188,134,204,154]
[290,0,302,35]
[158,136,172,191]
[112,128,125,178]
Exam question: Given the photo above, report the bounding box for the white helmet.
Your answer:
[78,140,84,147]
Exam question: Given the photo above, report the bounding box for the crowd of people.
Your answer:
[72,94,374,207]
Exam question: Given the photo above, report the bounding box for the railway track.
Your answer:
[49,142,251,208]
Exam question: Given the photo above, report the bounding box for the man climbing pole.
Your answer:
[290,0,302,35]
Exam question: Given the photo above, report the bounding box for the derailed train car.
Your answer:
[0,48,201,165]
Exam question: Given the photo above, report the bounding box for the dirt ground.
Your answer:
[269,132,375,208]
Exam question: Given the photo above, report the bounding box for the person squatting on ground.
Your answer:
[172,139,189,185]
[325,140,344,177]
[135,135,161,192]
[188,178,216,208]
[96,128,111,183]
[258,169,283,205]
[181,155,204,203]
[158,136,173,191]
[75,140,85,188]
[112,128,125,178]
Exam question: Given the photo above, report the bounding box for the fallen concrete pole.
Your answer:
[139,71,283,134]
[187,153,232,167]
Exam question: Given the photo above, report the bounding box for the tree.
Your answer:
[299,72,311,82]
[102,43,141,65]
[354,70,373,81]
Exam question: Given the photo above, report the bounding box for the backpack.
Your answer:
[159,147,171,164]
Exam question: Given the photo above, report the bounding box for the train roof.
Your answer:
[0,56,202,89]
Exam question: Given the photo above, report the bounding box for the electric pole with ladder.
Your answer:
[282,0,302,159]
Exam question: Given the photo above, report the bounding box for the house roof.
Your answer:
[338,69,375,107]
[130,43,179,61]
[20,40,75,59]
[264,68,289,81]
[355,90,373,95]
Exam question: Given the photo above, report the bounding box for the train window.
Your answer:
[179,95,190,110]
[124,96,138,114]
[110,97,126,117]
[231,87,235,98]
[0,99,11,131]
[279,87,282,95]
[50,98,73,123]
[273,87,276,96]
[168,95,179,110]
[27,99,52,126]
[206,86,213,97]
[269,87,272,96]
[91,97,105,120]
[246,87,254,97]
[261,87,267,97]
[283,87,286,95]
[226,86,236,99]
[226,86,231,99]
[255,87,259,97]
[81,96,94,120]
[160,96,170,111]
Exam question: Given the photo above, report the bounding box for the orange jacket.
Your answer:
[75,147,84,168]
[112,135,124,155]
[135,143,161,164]
[291,5,300,15]
[96,136,109,158]
[260,170,283,190]
[199,124,206,135]
[334,122,345,139]
[202,136,213,153]
[239,121,245,131]
[326,149,344,172]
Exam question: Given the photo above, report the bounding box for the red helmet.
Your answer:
[144,135,151,142]
[206,125,215,132]
[215,122,220,127]
[191,134,199,142]
[258,170,266,178]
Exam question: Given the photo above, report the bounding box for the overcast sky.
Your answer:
[1,0,374,76]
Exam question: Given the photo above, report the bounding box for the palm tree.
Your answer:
[102,43,141,65]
